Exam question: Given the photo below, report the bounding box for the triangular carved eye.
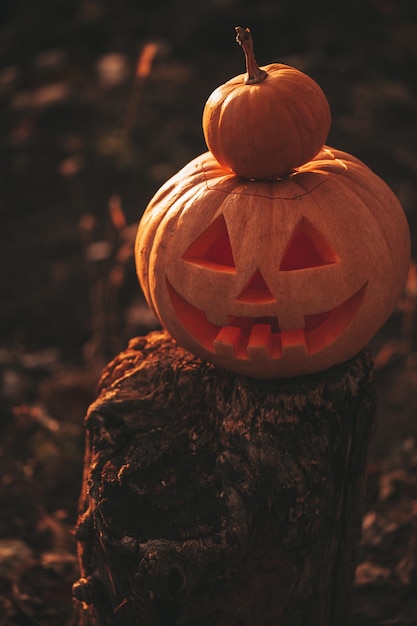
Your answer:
[279,217,338,271]
[237,269,275,303]
[182,215,235,270]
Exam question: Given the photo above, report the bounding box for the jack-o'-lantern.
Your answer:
[135,148,410,379]
[202,27,331,180]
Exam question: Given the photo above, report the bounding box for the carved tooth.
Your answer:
[247,324,272,360]
[271,333,283,359]
[214,326,243,357]
[281,328,307,356]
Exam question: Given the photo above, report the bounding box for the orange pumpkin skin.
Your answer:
[203,63,331,180]
[135,148,410,379]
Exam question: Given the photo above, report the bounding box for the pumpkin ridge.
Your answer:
[210,85,280,172]
[287,161,347,197]
[261,83,304,172]
[138,180,216,318]
[329,172,401,311]
[310,169,403,330]
[201,155,347,200]
[212,89,251,165]
[279,94,309,171]
[282,81,330,163]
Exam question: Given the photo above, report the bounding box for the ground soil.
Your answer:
[0,1,417,624]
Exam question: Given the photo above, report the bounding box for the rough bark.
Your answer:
[72,330,377,626]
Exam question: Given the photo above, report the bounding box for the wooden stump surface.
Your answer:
[72,330,377,626]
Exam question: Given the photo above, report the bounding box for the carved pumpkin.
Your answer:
[202,27,331,180]
[135,147,410,379]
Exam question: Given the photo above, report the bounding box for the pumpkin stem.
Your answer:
[235,26,267,85]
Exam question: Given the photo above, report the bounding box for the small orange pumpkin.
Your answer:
[135,148,410,379]
[202,27,331,180]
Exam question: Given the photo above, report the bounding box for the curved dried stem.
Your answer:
[235,27,267,85]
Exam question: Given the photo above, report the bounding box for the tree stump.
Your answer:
[72,329,377,626]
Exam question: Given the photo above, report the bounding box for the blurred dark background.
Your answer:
[0,1,417,624]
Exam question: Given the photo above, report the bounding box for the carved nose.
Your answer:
[236,269,276,304]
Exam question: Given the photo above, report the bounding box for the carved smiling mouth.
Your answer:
[166,280,367,361]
